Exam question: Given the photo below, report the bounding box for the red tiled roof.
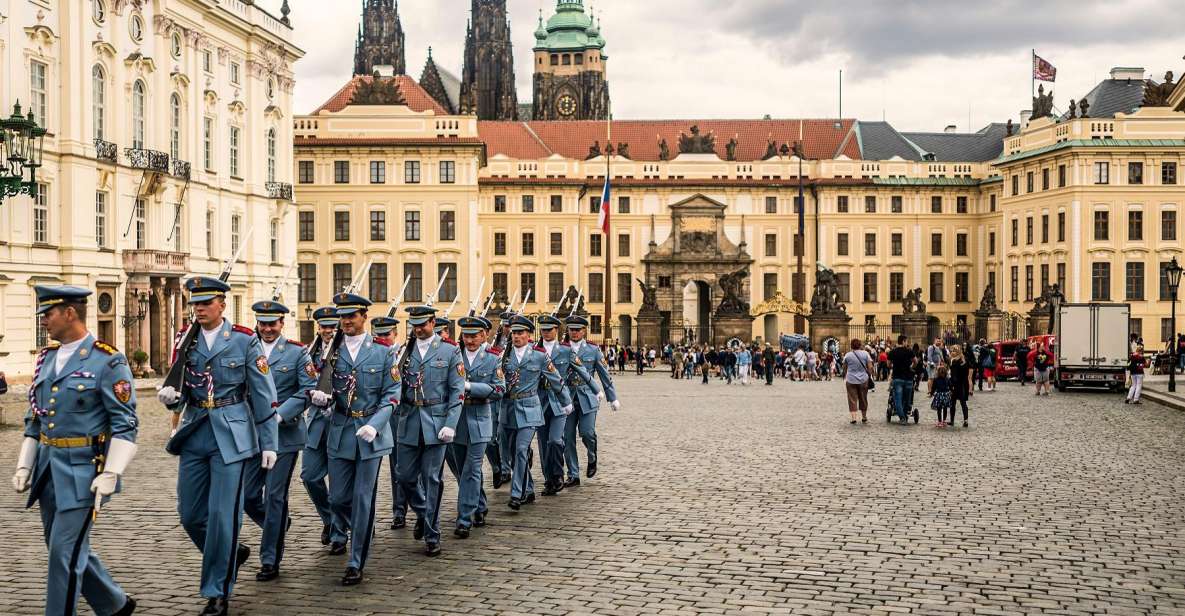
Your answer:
[478,119,860,162]
[311,75,448,115]
[294,137,483,148]
[479,177,875,188]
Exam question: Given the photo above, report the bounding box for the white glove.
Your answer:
[169,429,178,439]
[261,450,277,470]
[464,381,472,392]
[356,425,377,443]
[310,390,331,407]
[89,472,118,514]
[596,391,606,401]
[610,400,622,412]
[274,413,284,424]
[12,436,37,493]
[437,426,456,443]
[560,404,574,416]
[157,385,181,406]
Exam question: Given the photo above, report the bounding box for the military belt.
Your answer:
[40,433,109,449]
[341,407,378,419]
[409,398,444,407]
[189,394,245,409]
[509,392,538,401]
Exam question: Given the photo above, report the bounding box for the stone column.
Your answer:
[974,309,1005,342]
[808,311,852,353]
[900,313,931,346]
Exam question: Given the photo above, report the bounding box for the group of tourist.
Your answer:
[662,343,845,385]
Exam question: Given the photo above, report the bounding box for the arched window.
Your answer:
[92,65,106,141]
[132,80,146,149]
[266,128,277,183]
[170,93,182,159]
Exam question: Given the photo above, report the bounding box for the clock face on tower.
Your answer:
[557,94,577,117]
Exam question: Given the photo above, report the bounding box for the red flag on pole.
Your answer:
[1033,53,1057,82]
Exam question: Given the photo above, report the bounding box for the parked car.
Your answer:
[991,340,1021,380]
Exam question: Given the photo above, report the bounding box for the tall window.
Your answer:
[1129,162,1144,185]
[522,232,534,255]
[494,195,507,213]
[1026,171,1034,193]
[206,209,214,251]
[299,161,314,184]
[836,274,850,302]
[955,272,970,303]
[1057,263,1066,291]
[334,211,350,241]
[837,233,849,256]
[1057,212,1066,242]
[618,196,631,214]
[956,233,967,257]
[1010,266,1019,302]
[1025,265,1034,300]
[493,272,508,301]
[440,211,456,241]
[931,196,942,213]
[1161,261,1176,301]
[1058,164,1067,187]
[170,94,182,160]
[588,273,604,303]
[930,232,942,256]
[33,184,49,244]
[228,125,241,177]
[617,273,632,303]
[404,263,423,302]
[1162,210,1177,241]
[1129,210,1144,241]
[837,196,849,213]
[522,195,535,213]
[1011,218,1019,246]
[1011,175,1019,196]
[929,272,944,303]
[370,161,385,184]
[439,161,456,184]
[494,232,506,256]
[332,264,352,294]
[549,272,564,302]
[889,272,904,302]
[230,62,241,85]
[370,210,386,241]
[864,233,876,257]
[95,191,108,248]
[230,214,241,254]
[299,211,314,241]
[202,49,212,72]
[131,80,146,149]
[765,196,777,214]
[521,273,537,303]
[404,161,421,183]
[1163,162,1178,185]
[266,129,277,183]
[334,161,350,183]
[988,231,996,256]
[864,196,876,213]
[1094,210,1109,241]
[891,233,902,256]
[589,196,601,214]
[404,211,420,241]
[92,65,106,140]
[133,197,145,249]
[1041,214,1049,243]
[989,194,997,212]
[1094,162,1109,184]
[1026,217,1033,244]
[203,117,215,171]
[298,264,317,302]
[862,272,877,303]
[269,219,279,262]
[550,232,563,256]
[956,196,967,214]
[891,195,903,213]
[1042,168,1050,191]
[1092,262,1111,301]
[765,233,778,257]
[369,263,388,302]
[1126,262,1145,301]
[617,234,631,257]
[30,60,47,126]
[550,195,563,213]
[1040,264,1050,291]
[590,234,602,257]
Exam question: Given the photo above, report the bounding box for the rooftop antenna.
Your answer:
[835,69,843,130]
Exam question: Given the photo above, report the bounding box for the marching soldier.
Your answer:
[501,315,570,509]
[301,306,341,548]
[159,277,278,616]
[395,304,464,556]
[434,315,455,343]
[489,308,517,489]
[372,315,420,531]
[251,300,314,582]
[13,286,139,616]
[445,316,505,536]
[371,316,398,345]
[535,315,596,496]
[307,292,401,586]
[563,315,620,487]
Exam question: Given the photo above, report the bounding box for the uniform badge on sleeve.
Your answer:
[547,362,558,373]
[390,366,402,383]
[457,364,466,378]
[113,380,132,404]
[496,368,504,380]
[305,362,319,379]
[256,356,270,375]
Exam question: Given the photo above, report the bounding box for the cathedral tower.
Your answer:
[459,0,519,120]
[531,0,610,121]
[354,0,406,76]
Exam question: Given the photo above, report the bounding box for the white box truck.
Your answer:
[1054,303,1130,391]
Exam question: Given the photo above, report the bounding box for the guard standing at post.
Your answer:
[301,306,341,548]
[535,315,593,496]
[160,277,278,616]
[395,304,465,556]
[501,315,570,509]
[563,315,620,487]
[445,316,505,536]
[308,292,401,586]
[251,300,313,582]
[13,286,139,616]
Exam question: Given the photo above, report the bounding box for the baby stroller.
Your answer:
[885,387,920,424]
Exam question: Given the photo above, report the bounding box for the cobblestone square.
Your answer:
[3,374,1184,615]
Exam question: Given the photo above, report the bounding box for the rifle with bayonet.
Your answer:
[396,269,450,372]
[314,259,373,399]
[499,288,532,370]
[478,291,496,318]
[562,288,584,344]
[465,277,487,317]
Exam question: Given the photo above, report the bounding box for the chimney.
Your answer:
[1020,110,1033,126]
[944,125,957,134]
[1109,66,1144,81]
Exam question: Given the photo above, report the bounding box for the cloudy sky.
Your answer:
[264,0,1181,132]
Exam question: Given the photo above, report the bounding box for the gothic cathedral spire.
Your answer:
[460,0,519,120]
[354,0,406,76]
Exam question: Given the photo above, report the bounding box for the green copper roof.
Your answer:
[872,177,987,187]
[993,138,1185,166]
[534,0,605,51]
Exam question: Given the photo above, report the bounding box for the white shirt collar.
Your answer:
[344,333,366,361]
[464,348,481,366]
[54,336,87,374]
[543,339,557,353]
[261,337,279,360]
[201,319,224,350]
[514,344,529,362]
[416,334,437,358]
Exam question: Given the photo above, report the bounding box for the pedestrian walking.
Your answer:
[841,339,874,424]
[930,364,953,427]
[1015,340,1031,386]
[736,346,751,385]
[887,335,916,423]
[1032,344,1053,396]
[1125,345,1147,404]
[949,346,972,428]
[763,344,776,386]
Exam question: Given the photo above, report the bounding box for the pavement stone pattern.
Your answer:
[2,374,1184,615]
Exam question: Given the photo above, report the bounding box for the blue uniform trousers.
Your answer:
[259,451,298,567]
[242,455,267,529]
[444,441,489,529]
[300,438,337,533]
[38,474,128,616]
[327,456,382,570]
[497,417,512,478]
[387,448,424,522]
[485,410,502,477]
[537,411,567,484]
[176,420,248,600]
[563,398,598,480]
[395,441,447,543]
[505,426,536,500]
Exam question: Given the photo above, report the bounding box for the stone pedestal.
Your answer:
[1028,311,1051,337]
[974,310,1005,342]
[712,313,755,345]
[900,313,931,346]
[637,312,663,349]
[808,312,852,353]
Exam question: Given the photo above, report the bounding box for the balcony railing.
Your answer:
[94,139,118,164]
[173,159,191,180]
[266,181,293,201]
[125,148,170,174]
[122,249,190,276]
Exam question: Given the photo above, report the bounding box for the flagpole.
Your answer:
[1031,49,1035,100]
[604,111,613,346]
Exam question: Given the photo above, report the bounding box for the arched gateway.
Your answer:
[636,194,755,347]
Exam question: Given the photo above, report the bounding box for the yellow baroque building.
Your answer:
[294,66,1185,348]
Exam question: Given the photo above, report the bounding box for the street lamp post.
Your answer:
[1167,257,1183,393]
[0,101,47,203]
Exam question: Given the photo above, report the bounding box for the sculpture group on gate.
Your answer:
[901,288,926,314]
[809,265,847,316]
[716,268,750,315]
[978,279,998,312]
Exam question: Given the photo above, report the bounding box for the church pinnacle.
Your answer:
[354,0,406,76]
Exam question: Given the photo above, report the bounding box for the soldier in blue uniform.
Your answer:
[536,315,597,496]
[395,304,465,556]
[434,315,454,342]
[250,301,314,582]
[563,315,621,487]
[501,315,570,509]
[307,293,401,586]
[489,309,517,489]
[445,316,505,536]
[13,286,139,616]
[159,277,279,616]
[301,306,341,548]
[372,315,419,531]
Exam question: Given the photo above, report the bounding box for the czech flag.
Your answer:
[598,175,611,235]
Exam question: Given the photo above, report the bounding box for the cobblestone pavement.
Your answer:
[2,374,1185,615]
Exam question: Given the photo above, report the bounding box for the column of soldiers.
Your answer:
[11,282,620,616]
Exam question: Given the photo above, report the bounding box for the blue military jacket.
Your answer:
[166,320,279,464]
[268,336,314,454]
[397,336,465,446]
[326,334,400,461]
[303,338,330,450]
[456,347,506,445]
[24,335,139,512]
[540,341,596,417]
[501,344,566,430]
[570,341,617,413]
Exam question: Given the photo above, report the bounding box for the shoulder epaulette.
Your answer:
[487,347,503,356]
[93,340,118,355]
[231,324,255,336]
[534,345,546,352]
[442,338,458,346]
[373,337,392,347]
[287,339,305,347]
[46,341,61,350]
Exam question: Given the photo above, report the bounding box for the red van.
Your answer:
[991,340,1021,380]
